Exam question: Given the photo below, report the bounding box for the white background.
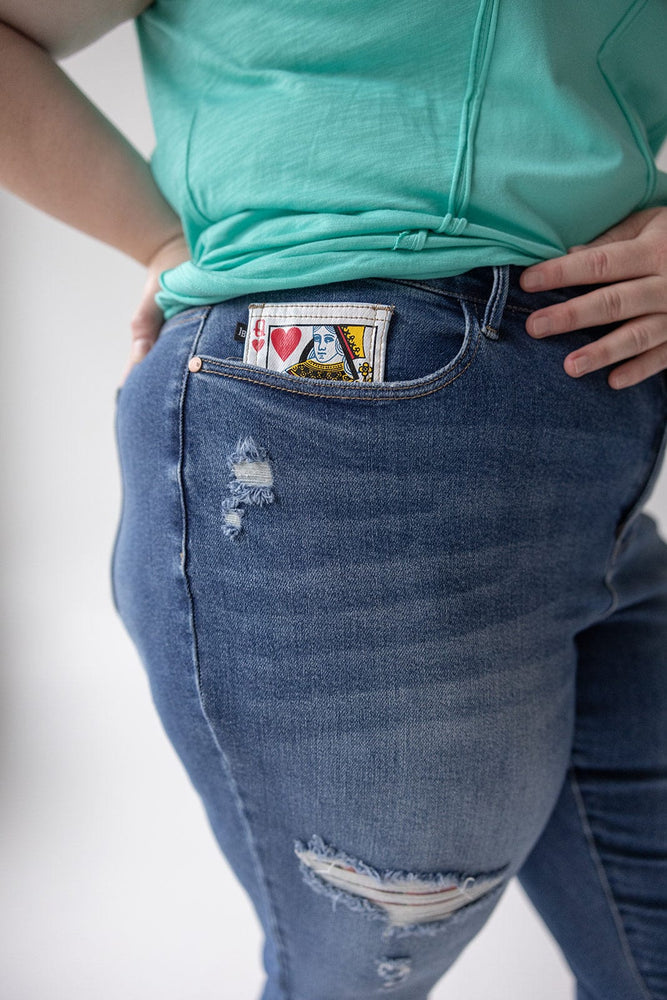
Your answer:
[1,21,666,1000]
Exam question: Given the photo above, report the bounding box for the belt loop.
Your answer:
[481,265,510,340]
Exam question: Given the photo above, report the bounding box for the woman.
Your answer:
[2,2,666,997]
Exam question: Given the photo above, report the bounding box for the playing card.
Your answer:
[243,302,394,382]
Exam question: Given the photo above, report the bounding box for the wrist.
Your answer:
[142,228,187,269]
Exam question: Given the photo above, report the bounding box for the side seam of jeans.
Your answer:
[569,769,654,1000]
[175,306,292,997]
[109,390,125,616]
[602,392,667,618]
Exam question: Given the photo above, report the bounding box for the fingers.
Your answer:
[562,314,667,387]
[521,207,665,292]
[117,231,188,391]
[129,313,159,361]
[525,275,666,336]
[517,206,667,391]
[521,238,659,291]
[602,341,667,389]
[117,285,163,389]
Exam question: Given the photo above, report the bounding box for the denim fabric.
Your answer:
[111,264,667,1000]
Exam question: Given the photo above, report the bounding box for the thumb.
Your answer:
[118,229,189,390]
[130,292,162,362]
[118,278,164,388]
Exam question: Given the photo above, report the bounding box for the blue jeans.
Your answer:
[111,265,667,999]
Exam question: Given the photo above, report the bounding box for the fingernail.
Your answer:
[522,271,543,291]
[131,342,145,363]
[572,356,590,375]
[530,316,552,336]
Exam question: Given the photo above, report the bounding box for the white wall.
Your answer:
[1,21,665,1000]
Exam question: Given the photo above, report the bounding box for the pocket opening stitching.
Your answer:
[193,322,482,401]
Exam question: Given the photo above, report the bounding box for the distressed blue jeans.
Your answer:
[111,264,667,999]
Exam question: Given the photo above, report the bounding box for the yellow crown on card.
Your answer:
[338,325,366,360]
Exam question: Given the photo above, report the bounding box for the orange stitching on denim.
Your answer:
[374,278,533,315]
[193,329,481,401]
[248,304,392,316]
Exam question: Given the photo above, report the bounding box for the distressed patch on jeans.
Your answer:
[294,834,507,938]
[243,302,394,382]
[376,956,412,989]
[221,436,275,539]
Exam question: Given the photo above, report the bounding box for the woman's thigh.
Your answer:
[519,510,667,1000]
[111,265,667,999]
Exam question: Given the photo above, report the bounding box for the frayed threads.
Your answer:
[377,957,412,989]
[222,436,275,539]
[294,833,507,939]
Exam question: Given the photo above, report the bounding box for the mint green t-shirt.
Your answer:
[135,0,667,319]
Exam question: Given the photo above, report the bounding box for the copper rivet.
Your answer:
[188,356,202,372]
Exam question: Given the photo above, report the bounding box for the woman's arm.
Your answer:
[0,1,190,383]
[0,1,181,266]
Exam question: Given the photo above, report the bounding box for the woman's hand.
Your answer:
[520,206,667,389]
[118,231,191,388]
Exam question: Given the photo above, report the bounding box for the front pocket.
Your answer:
[186,287,483,402]
[242,301,395,383]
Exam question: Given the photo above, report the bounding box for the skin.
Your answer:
[1,3,665,391]
[0,1,190,386]
[520,206,667,390]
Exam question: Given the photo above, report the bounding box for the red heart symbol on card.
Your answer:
[251,338,265,352]
[272,326,302,361]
